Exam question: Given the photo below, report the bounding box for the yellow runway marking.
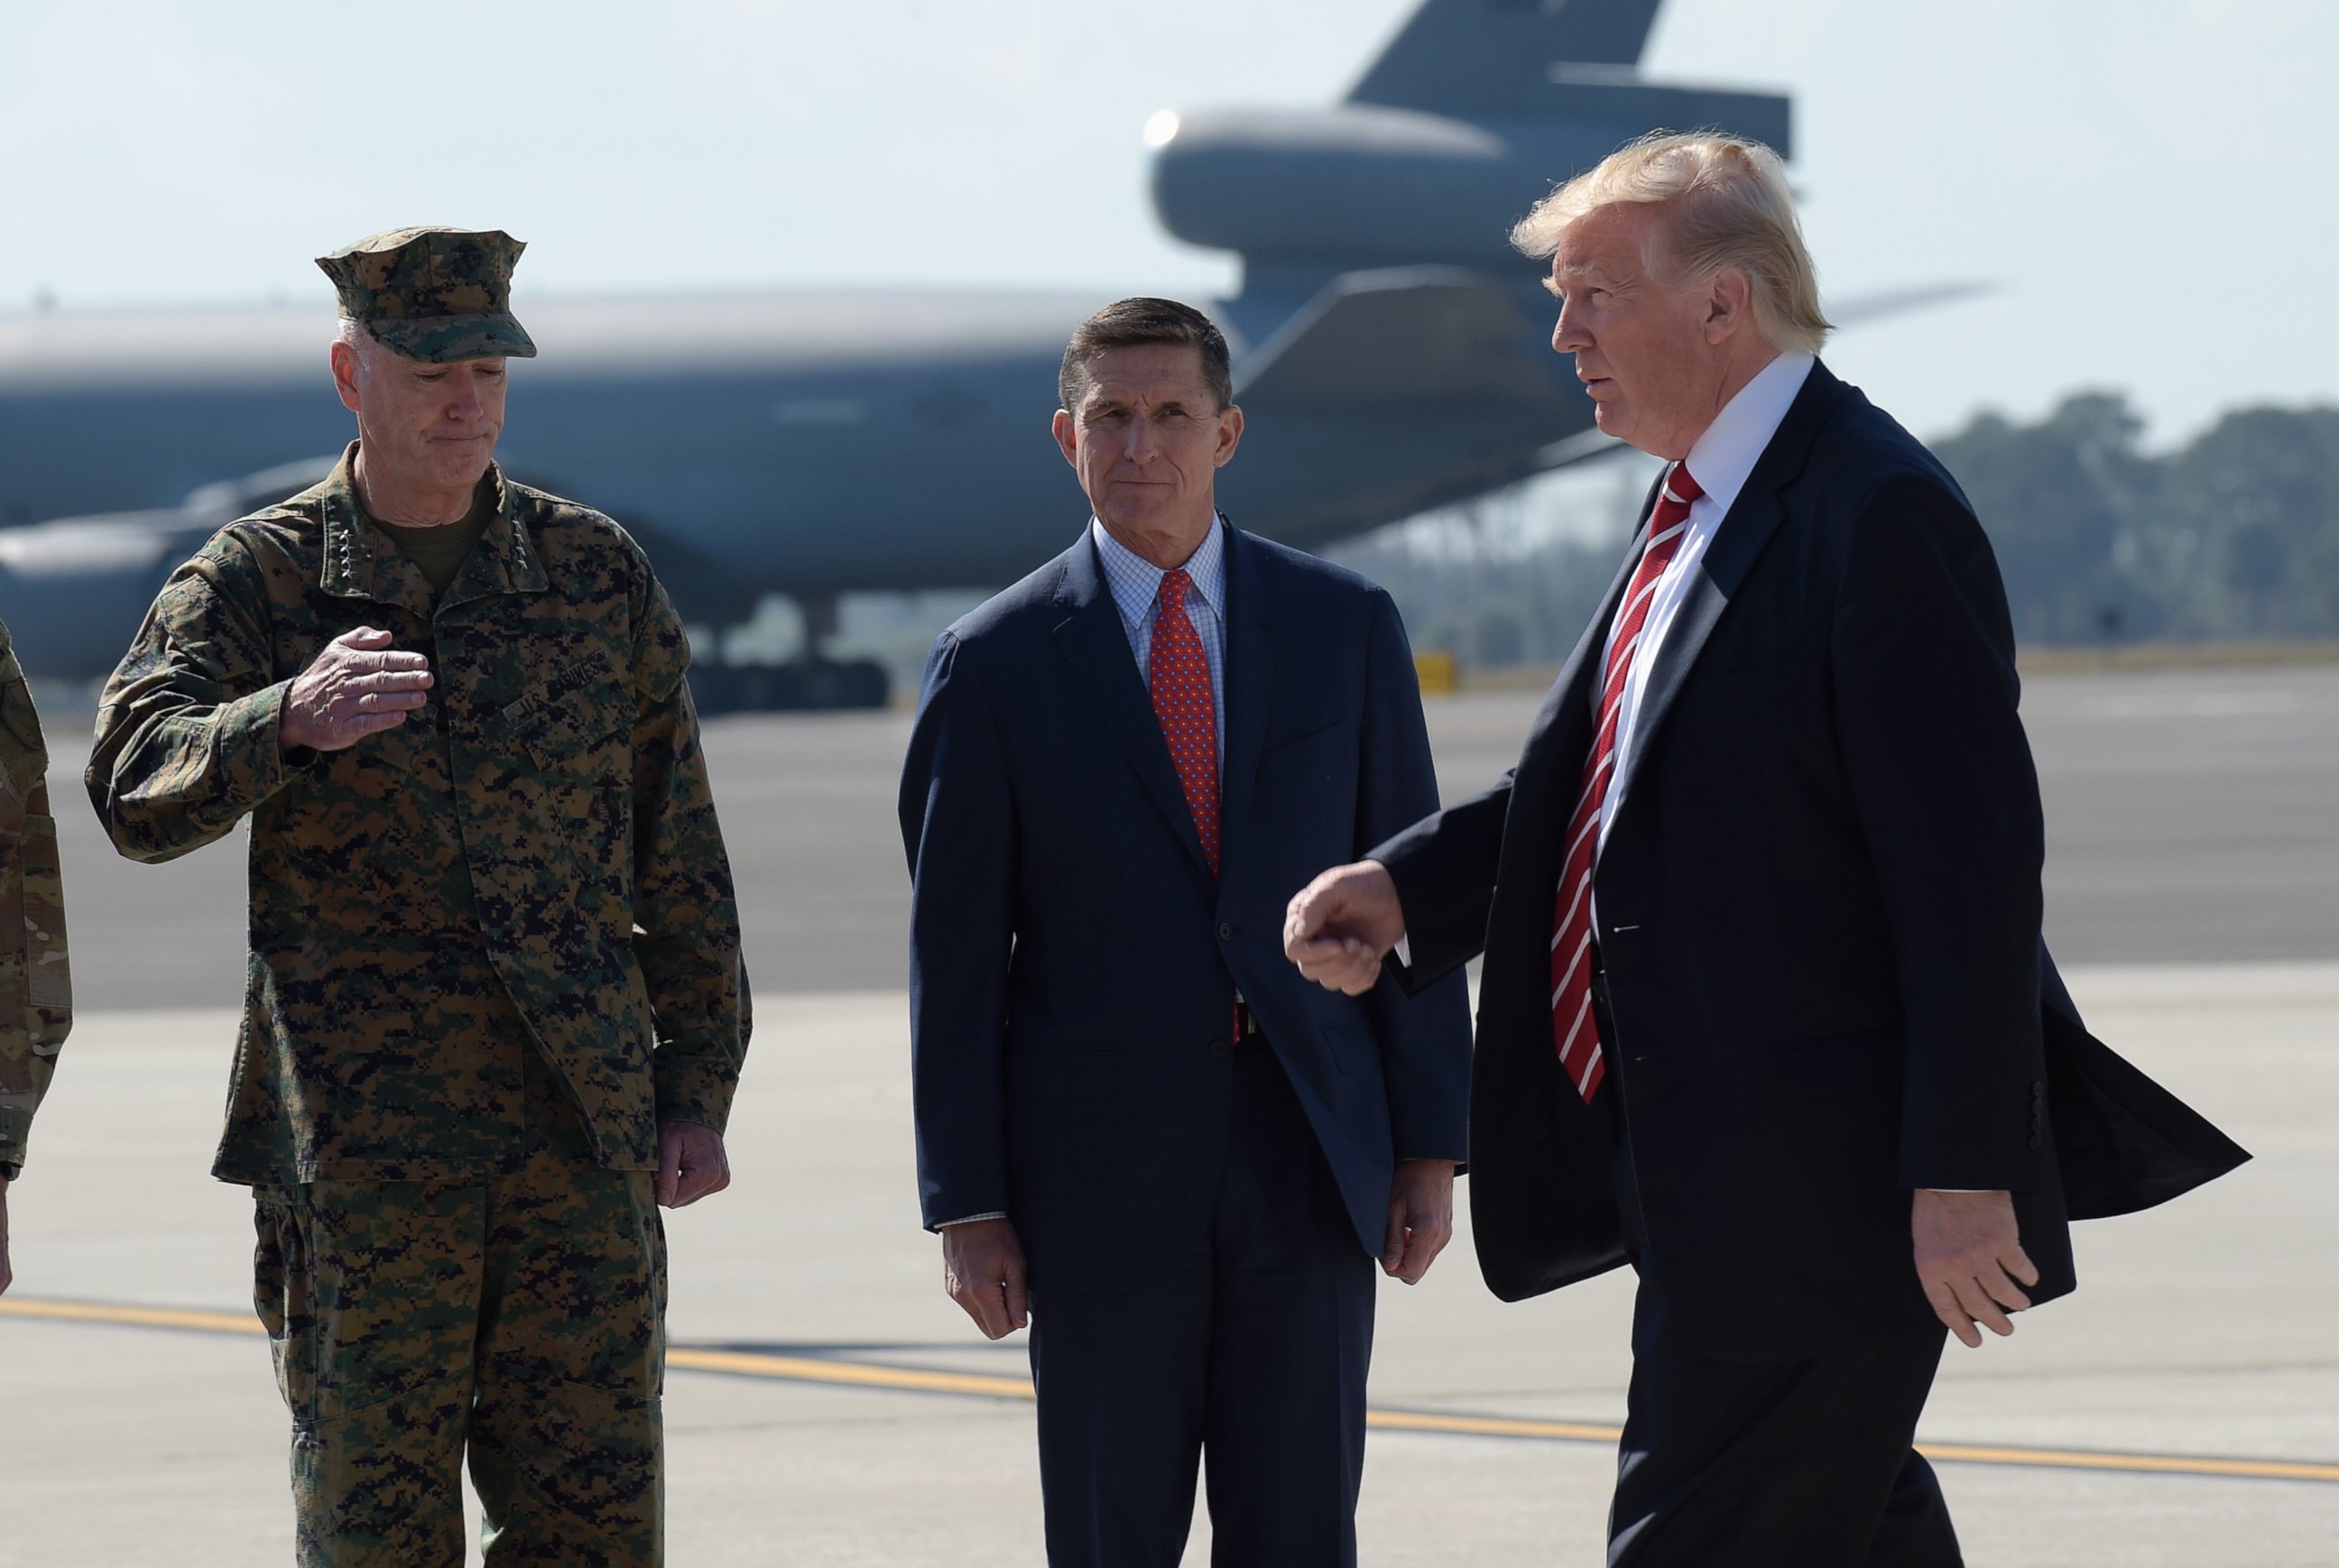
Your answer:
[2,1296,262,1336]
[9,1296,2336,1486]
[667,1345,1035,1400]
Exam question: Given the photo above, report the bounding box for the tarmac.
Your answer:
[5,663,2337,1564]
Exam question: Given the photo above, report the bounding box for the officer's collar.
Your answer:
[319,441,550,612]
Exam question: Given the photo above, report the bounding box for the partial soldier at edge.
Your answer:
[85,226,749,1566]
[0,617,73,1296]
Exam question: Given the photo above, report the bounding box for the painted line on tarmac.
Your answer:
[8,1296,2337,1487]
[1,1296,260,1337]
[670,1345,1036,1400]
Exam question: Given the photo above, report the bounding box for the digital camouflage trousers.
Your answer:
[251,1056,666,1567]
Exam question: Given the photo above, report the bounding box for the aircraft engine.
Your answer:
[1149,80,1790,279]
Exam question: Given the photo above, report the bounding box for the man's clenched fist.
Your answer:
[281,627,433,752]
[942,1218,1030,1340]
[1285,859,1405,995]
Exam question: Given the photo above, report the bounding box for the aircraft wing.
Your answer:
[1233,267,1563,415]
[1826,280,1999,327]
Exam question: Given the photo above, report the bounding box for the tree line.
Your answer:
[1335,394,2339,668]
[1933,394,2339,645]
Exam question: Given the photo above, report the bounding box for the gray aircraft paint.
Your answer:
[0,0,1789,682]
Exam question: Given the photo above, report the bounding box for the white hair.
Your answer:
[1512,131,1832,355]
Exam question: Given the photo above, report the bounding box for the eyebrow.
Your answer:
[1086,392,1200,414]
[1549,261,1630,293]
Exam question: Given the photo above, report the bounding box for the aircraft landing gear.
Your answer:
[690,658,890,714]
[688,593,892,715]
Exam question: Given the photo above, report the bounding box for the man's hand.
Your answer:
[1913,1189,2038,1348]
[942,1218,1029,1340]
[1382,1158,1456,1285]
[656,1121,731,1208]
[1285,860,1405,995]
[0,1175,13,1297]
[281,627,433,753]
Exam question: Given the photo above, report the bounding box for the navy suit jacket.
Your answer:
[901,521,1473,1295]
[1377,364,2246,1359]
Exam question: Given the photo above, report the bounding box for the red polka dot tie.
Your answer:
[1150,568,1221,876]
[1550,461,1703,1103]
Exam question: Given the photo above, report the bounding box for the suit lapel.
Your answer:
[1050,532,1216,879]
[1484,512,1643,867]
[1607,364,1844,816]
[1216,526,1280,874]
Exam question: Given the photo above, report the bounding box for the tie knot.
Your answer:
[1663,462,1705,507]
[1159,568,1192,609]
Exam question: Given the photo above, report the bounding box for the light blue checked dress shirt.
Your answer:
[1088,515,1229,761]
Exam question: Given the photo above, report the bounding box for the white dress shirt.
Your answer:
[1596,351,1814,850]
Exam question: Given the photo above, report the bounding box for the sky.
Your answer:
[2,0,2333,447]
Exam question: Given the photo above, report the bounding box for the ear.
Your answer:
[1214,404,1245,468]
[1705,267,1754,346]
[329,340,364,415]
[1051,408,1079,469]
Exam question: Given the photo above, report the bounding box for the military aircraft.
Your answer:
[0,0,1801,707]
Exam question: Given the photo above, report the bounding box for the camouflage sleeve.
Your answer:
[0,623,46,804]
[85,541,309,865]
[625,567,750,1134]
[1,626,71,1176]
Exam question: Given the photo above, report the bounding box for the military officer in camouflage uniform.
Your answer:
[87,227,748,1566]
[1,616,73,1295]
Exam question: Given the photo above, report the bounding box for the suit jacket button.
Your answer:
[1207,1038,1230,1059]
[2029,1133,2044,1150]
[1217,923,1235,941]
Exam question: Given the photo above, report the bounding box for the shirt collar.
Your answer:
[1088,514,1228,632]
[1680,350,1816,521]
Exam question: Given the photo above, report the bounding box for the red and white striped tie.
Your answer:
[1549,461,1703,1103]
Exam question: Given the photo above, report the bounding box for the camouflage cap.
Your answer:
[316,226,537,363]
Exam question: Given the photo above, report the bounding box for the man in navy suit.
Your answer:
[1286,136,2244,1565]
[899,297,1473,1568]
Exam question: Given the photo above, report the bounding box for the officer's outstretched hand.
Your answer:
[657,1121,732,1208]
[1285,860,1405,995]
[282,627,433,752]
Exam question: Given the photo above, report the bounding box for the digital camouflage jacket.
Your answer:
[0,617,71,1177]
[87,447,748,1185]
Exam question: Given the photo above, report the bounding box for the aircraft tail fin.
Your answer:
[1233,269,1561,413]
[1349,0,1664,114]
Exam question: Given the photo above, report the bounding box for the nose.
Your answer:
[1552,299,1591,355]
[1121,412,1159,464]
